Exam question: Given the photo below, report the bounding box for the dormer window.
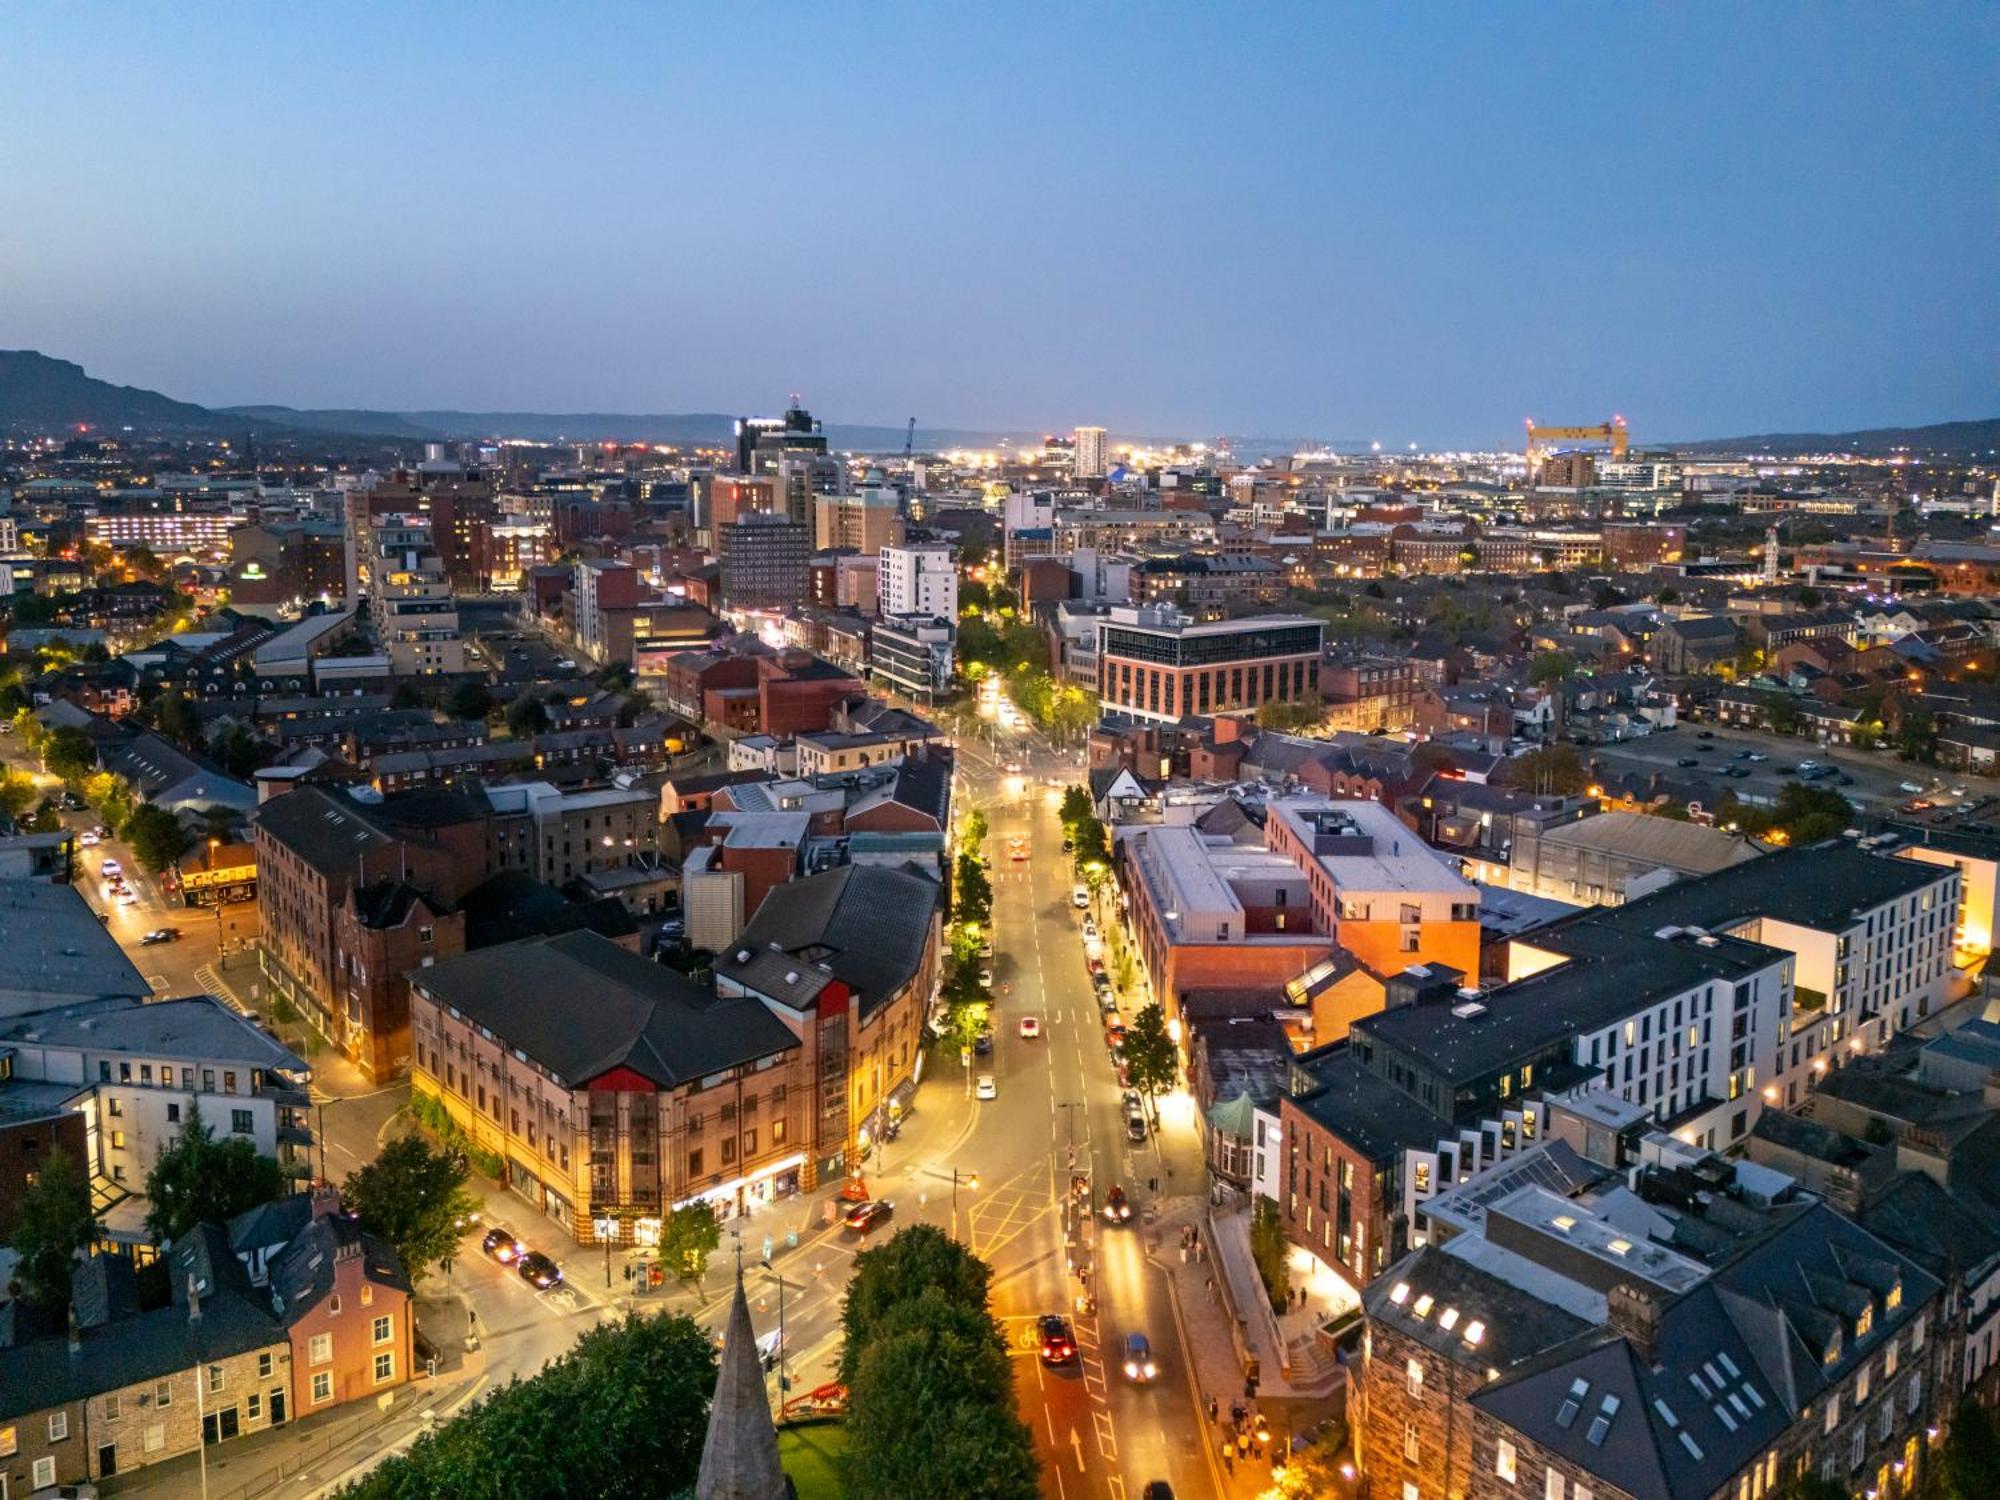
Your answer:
[1886,1281,1902,1312]
[1856,1303,1873,1339]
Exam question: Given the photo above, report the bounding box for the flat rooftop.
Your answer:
[1272,797,1476,898]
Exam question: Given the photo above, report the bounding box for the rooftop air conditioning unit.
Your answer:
[1450,1002,1489,1020]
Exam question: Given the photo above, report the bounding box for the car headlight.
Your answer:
[1124,1361,1138,1377]
[1145,1362,1157,1378]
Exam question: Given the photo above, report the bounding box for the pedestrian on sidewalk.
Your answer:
[1206,1394,1219,1424]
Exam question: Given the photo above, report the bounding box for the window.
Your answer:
[1404,1421,1419,1461]
[49,1411,68,1441]
[167,1101,181,1123]
[688,1148,703,1177]
[1912,1313,1926,1351]
[111,1129,126,1149]
[312,1372,332,1404]
[1406,1357,1425,1398]
[232,1109,254,1135]
[156,1379,172,1407]
[1857,1363,1870,1403]
[247,1393,262,1421]
[373,1315,393,1345]
[1906,1373,1921,1415]
[144,1424,166,1453]
[1825,1393,1840,1433]
[374,1351,395,1384]
[33,1456,57,1489]
[0,1424,15,1457]
[1545,1469,1565,1500]
[1404,1486,1421,1500]
[103,1394,121,1421]
[207,1364,226,1394]
[258,1351,274,1378]
[310,1333,333,1365]
[1496,1437,1518,1482]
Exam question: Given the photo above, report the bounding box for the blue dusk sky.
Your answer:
[4,2,1995,445]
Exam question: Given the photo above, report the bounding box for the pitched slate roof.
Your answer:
[719,863,939,1020]
[409,931,798,1088]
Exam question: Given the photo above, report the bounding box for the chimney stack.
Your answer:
[1607,1282,1661,1364]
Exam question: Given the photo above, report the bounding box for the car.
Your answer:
[1900,781,1926,794]
[99,859,121,877]
[61,792,85,811]
[1125,1109,1148,1144]
[1837,774,1855,786]
[1102,1185,1133,1223]
[1061,837,1074,853]
[518,1251,564,1290]
[555,658,578,671]
[978,968,994,988]
[1082,919,1099,943]
[1726,766,1751,779]
[1951,786,1969,797]
[140,928,179,945]
[90,826,109,839]
[117,888,139,906]
[1676,757,1698,768]
[1774,764,1795,776]
[1106,1020,1128,1047]
[978,938,994,961]
[481,1226,525,1264]
[1018,1016,1041,1040]
[1122,1331,1158,1382]
[1798,759,1819,771]
[972,1029,994,1056]
[1038,1313,1077,1365]
[976,1073,998,1100]
[78,830,100,846]
[28,1484,99,1500]
[1697,730,1714,739]
[1746,752,1768,763]
[1072,885,1089,909]
[1087,954,1105,974]
[1696,743,1714,753]
[844,1199,895,1234]
[1141,1485,1176,1500]
[1101,992,1121,1017]
[1009,837,1030,862]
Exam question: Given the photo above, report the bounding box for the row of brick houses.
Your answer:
[0,1194,412,1493]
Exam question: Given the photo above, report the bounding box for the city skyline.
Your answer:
[6,3,1995,445]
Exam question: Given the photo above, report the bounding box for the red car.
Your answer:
[844,1200,894,1234]
[1039,1314,1077,1364]
[1106,1021,1128,1047]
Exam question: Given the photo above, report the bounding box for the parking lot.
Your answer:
[1587,720,2000,822]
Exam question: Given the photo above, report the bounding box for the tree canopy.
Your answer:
[342,1136,477,1283]
[9,1149,96,1310]
[659,1199,723,1284]
[144,1100,287,1245]
[41,724,96,783]
[505,693,550,738]
[343,1314,716,1500]
[1120,1002,1178,1104]
[1499,744,1588,796]
[126,802,194,874]
[840,1223,993,1383]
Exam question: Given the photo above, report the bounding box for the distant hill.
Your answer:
[0,349,244,437]
[1674,417,2000,458]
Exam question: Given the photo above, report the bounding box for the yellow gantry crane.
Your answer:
[1524,415,1630,469]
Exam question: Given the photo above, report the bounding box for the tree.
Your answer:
[1897,708,1939,764]
[144,1100,286,1245]
[840,1223,993,1382]
[1528,649,1578,687]
[1500,744,1588,796]
[506,692,550,738]
[152,690,202,751]
[1058,784,1094,834]
[1256,693,1326,733]
[41,724,96,784]
[1794,586,1823,611]
[125,802,193,874]
[955,851,993,929]
[1269,1420,1350,1500]
[446,679,494,721]
[1939,1398,2000,1500]
[9,1150,96,1309]
[1767,1478,1847,1500]
[961,807,989,851]
[341,1136,477,1283]
[1592,585,1628,609]
[0,769,36,825]
[1249,1195,1291,1313]
[82,770,135,834]
[659,1199,722,1283]
[845,1291,1039,1500]
[123,544,165,579]
[1121,1002,1177,1107]
[212,722,262,778]
[1071,815,1111,885]
[346,1314,716,1500]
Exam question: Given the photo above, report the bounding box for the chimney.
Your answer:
[1607,1282,1661,1364]
[1214,715,1246,745]
[310,1184,342,1221]
[67,1303,81,1355]
[187,1271,202,1326]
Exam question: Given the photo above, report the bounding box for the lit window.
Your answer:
[1412,1294,1435,1319]
[310,1333,333,1366]
[1607,1239,1632,1256]
[1439,1308,1461,1332]
[1552,1215,1577,1233]
[1406,1358,1425,1398]
[1496,1437,1518,1482]
[1389,1282,1411,1305]
[1465,1320,1486,1346]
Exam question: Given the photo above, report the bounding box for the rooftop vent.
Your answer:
[1450,1002,1489,1020]
[1653,926,1683,940]
[735,950,751,963]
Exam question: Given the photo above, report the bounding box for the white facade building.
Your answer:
[876,541,956,620]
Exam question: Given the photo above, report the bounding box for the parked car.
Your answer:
[1900,781,1926,794]
[1676,757,1697,768]
[1125,1107,1148,1144]
[1106,1020,1128,1047]
[844,1200,894,1234]
[975,1073,998,1101]
[1072,885,1089,909]
[1082,919,1099,943]
[518,1251,564,1290]
[972,1029,994,1056]
[99,859,121,877]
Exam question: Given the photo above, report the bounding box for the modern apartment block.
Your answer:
[1094,604,1323,723]
[366,514,465,673]
[718,513,809,614]
[875,540,956,620]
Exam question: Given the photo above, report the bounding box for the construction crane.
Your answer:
[1524,416,1629,470]
[904,417,916,461]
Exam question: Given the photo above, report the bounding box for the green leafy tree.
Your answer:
[41,724,96,784]
[1897,708,1939,764]
[152,690,203,751]
[961,807,988,851]
[1500,744,1588,796]
[446,679,495,721]
[1249,1195,1291,1314]
[344,1314,716,1500]
[144,1100,286,1245]
[845,1291,1039,1500]
[1058,784,1094,833]
[1528,649,1579,687]
[1071,814,1111,884]
[1121,1002,1177,1107]
[1269,1420,1350,1500]
[959,577,993,615]
[659,1199,723,1283]
[341,1136,477,1283]
[125,802,193,874]
[840,1223,993,1383]
[82,770,135,834]
[9,1149,96,1309]
[27,799,62,833]
[0,769,36,825]
[211,722,263,779]
[1767,1477,1846,1500]
[1938,1398,2000,1500]
[506,692,550,738]
[955,851,992,929]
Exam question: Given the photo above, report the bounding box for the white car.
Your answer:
[978,968,994,988]
[1951,786,1969,798]
[975,1074,998,1100]
[1082,919,1099,943]
[1018,1016,1041,1040]
[1072,885,1089,909]
[117,888,140,906]
[100,859,121,878]
[1899,781,1925,794]
[79,831,101,847]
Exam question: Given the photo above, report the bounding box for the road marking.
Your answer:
[1070,1424,1086,1472]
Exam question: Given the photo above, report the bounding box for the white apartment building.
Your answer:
[368,515,465,674]
[876,540,956,620]
[1073,426,1107,479]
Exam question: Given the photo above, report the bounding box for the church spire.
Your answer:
[695,1273,791,1500]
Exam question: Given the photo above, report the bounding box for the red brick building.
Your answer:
[273,1209,416,1417]
[330,882,466,1081]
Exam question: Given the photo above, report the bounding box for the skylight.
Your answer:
[1652,1398,1680,1428]
[1607,1238,1633,1256]
[1552,1214,1577,1233]
[1439,1308,1461,1332]
[1586,1394,1622,1447]
[1679,1433,1705,1461]
[1389,1282,1410,1305]
[1715,1352,1740,1378]
[1464,1320,1486,1346]
[1412,1294,1435,1318]
[1713,1404,1738,1433]
[1556,1377,1589,1429]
